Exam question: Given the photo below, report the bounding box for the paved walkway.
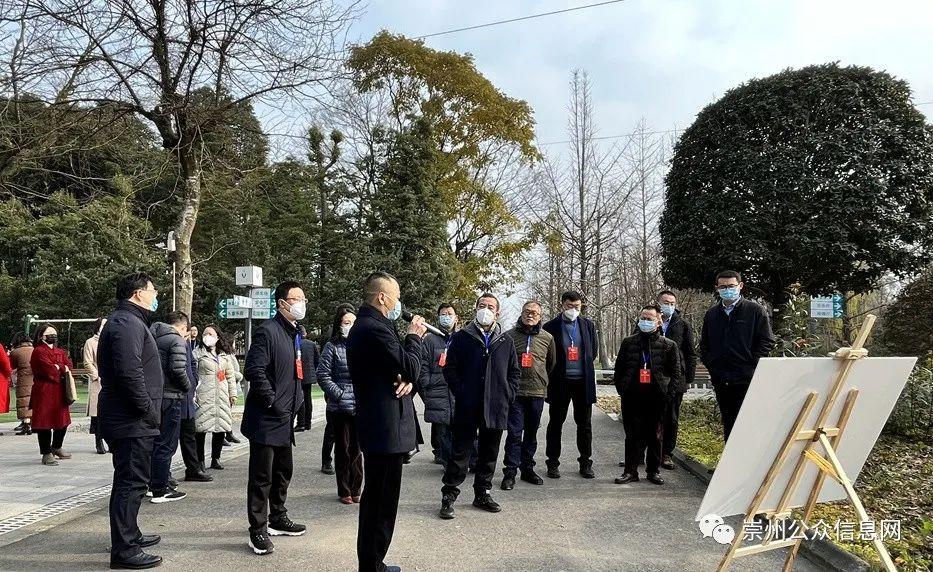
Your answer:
[0,400,819,571]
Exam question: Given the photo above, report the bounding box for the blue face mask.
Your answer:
[151,297,159,312]
[659,304,675,318]
[718,286,741,302]
[438,315,455,329]
[388,298,402,321]
[638,319,657,333]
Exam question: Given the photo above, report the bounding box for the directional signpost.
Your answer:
[215,266,272,352]
[810,293,844,319]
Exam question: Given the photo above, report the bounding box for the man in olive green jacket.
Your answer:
[502,300,557,490]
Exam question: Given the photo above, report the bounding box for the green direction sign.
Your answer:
[831,294,844,318]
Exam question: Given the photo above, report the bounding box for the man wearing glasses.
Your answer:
[501,300,556,490]
[97,272,165,569]
[700,270,775,442]
[241,280,309,555]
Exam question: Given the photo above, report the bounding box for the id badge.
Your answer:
[639,368,651,384]
[295,358,304,380]
[521,352,534,368]
[567,345,580,362]
[217,369,226,382]
[438,351,447,367]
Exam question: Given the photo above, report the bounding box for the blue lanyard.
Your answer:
[642,351,649,369]
[525,334,532,354]
[566,320,578,346]
[294,334,302,358]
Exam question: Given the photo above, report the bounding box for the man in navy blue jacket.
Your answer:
[543,291,599,479]
[98,272,165,570]
[439,293,521,520]
[241,280,308,556]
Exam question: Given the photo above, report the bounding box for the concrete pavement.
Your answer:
[0,400,820,571]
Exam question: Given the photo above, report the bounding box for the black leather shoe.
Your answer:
[661,455,677,470]
[210,459,224,470]
[321,464,335,475]
[439,499,455,520]
[579,465,595,479]
[110,551,162,569]
[472,494,501,513]
[185,471,213,482]
[137,534,161,548]
[520,470,544,485]
[294,426,306,432]
[228,434,242,444]
[646,472,665,485]
[614,473,639,484]
[546,466,561,479]
[500,476,515,490]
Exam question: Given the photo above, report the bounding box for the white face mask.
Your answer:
[339,324,352,338]
[288,300,307,321]
[202,335,218,348]
[475,307,496,327]
[563,308,580,321]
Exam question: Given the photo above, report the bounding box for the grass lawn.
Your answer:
[675,397,933,571]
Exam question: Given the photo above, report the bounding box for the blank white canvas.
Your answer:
[696,356,916,520]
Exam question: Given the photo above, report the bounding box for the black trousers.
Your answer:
[712,380,751,442]
[109,436,154,559]
[504,396,544,476]
[442,420,503,499]
[358,452,405,572]
[322,416,336,466]
[330,410,363,498]
[621,386,665,475]
[430,422,453,464]
[545,379,593,468]
[196,431,226,463]
[296,384,314,429]
[150,398,182,492]
[663,392,684,455]
[247,441,293,534]
[36,427,66,455]
[179,418,200,475]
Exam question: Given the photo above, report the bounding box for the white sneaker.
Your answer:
[150,490,187,504]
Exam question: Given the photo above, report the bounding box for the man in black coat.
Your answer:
[439,293,520,520]
[614,305,682,486]
[97,272,165,570]
[241,280,308,555]
[148,311,192,503]
[419,303,457,466]
[346,272,426,572]
[655,290,696,470]
[543,291,599,479]
[295,325,320,432]
[700,270,776,441]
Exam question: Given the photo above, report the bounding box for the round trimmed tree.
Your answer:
[660,63,933,318]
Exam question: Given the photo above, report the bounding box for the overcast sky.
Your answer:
[346,0,932,148]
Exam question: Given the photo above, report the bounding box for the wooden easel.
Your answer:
[717,314,898,572]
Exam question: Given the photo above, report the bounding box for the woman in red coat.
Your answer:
[29,324,74,466]
[0,341,11,414]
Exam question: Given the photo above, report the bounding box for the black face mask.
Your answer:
[44,335,58,345]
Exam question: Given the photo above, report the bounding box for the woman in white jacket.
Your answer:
[194,325,237,470]
[218,335,244,445]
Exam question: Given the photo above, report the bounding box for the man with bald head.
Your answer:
[347,271,426,572]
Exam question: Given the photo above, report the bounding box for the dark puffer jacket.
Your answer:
[150,322,191,399]
[419,331,454,425]
[317,339,355,413]
[613,331,682,395]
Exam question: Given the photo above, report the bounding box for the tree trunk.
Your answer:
[174,150,202,317]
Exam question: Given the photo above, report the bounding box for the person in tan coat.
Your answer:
[83,318,107,453]
[9,332,34,435]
